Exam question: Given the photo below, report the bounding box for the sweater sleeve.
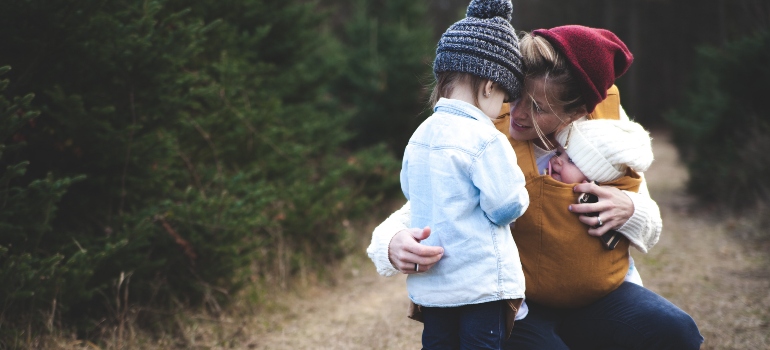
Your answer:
[615,103,662,252]
[366,201,413,277]
[617,172,662,253]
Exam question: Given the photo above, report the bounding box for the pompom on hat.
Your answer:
[434,0,524,99]
[555,119,653,183]
[532,25,633,113]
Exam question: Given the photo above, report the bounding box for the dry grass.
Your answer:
[34,202,421,350]
[37,132,770,349]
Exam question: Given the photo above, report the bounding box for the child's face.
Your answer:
[549,144,588,184]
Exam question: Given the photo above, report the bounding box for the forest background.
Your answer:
[0,0,768,348]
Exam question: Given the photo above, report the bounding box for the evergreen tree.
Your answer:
[0,0,400,342]
[666,31,770,208]
[332,0,435,154]
[0,66,88,345]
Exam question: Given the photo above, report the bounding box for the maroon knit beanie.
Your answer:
[532,25,633,113]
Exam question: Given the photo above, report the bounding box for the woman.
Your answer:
[367,25,703,349]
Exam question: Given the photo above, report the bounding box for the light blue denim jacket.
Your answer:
[401,98,529,307]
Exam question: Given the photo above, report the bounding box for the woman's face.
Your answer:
[508,77,573,143]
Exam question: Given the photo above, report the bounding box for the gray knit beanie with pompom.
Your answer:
[434,0,524,99]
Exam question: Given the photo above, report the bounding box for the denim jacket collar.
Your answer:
[434,98,494,128]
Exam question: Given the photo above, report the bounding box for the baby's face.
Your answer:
[549,144,588,184]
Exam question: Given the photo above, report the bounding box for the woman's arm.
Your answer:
[616,173,662,253]
[614,104,662,252]
[366,201,444,276]
[570,175,662,253]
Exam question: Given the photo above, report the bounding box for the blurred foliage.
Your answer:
[329,0,435,153]
[0,0,422,345]
[666,31,770,209]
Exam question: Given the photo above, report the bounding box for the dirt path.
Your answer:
[246,133,770,350]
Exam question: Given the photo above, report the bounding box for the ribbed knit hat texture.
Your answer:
[434,0,524,99]
[532,25,633,113]
[555,119,653,183]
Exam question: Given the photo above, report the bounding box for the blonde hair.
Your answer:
[519,32,587,147]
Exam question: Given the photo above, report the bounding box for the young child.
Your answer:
[400,0,529,347]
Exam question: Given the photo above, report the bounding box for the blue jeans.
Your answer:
[504,282,704,349]
[422,300,506,350]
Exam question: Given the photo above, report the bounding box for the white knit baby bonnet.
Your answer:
[554,118,654,183]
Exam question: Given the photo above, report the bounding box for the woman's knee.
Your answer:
[582,283,703,349]
[649,306,703,349]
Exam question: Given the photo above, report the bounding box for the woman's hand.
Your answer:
[388,226,444,274]
[569,182,634,237]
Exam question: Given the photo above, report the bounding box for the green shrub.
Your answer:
[0,0,402,343]
[0,66,89,344]
[332,0,435,153]
[665,31,770,209]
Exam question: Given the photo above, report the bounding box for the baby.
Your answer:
[549,118,653,186]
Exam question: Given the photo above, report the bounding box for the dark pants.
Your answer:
[504,282,704,349]
[421,300,506,350]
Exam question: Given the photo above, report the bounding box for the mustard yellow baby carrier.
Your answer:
[493,86,642,308]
